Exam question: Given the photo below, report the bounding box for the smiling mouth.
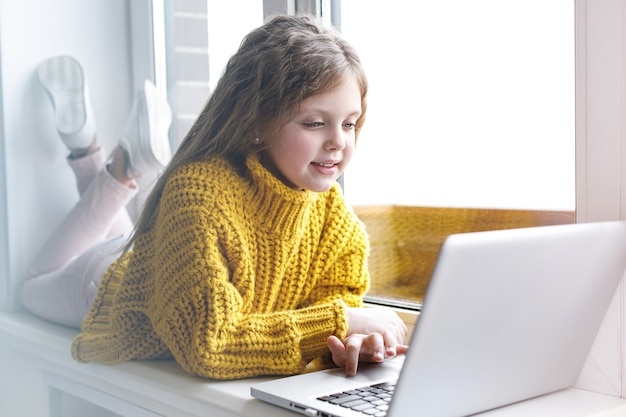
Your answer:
[312,162,338,168]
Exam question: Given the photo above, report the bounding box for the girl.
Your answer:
[22,14,407,380]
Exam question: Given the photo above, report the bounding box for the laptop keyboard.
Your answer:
[317,381,396,416]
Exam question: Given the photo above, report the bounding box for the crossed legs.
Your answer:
[20,147,138,327]
[20,56,171,328]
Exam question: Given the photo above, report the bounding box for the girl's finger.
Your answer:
[364,332,385,362]
[381,331,399,357]
[344,335,365,376]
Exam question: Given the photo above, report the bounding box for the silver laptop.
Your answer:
[251,221,626,417]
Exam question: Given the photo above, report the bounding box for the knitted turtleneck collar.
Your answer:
[244,154,322,233]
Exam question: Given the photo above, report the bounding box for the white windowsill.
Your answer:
[0,312,294,417]
[1,311,626,417]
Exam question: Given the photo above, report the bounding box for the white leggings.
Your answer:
[20,148,138,328]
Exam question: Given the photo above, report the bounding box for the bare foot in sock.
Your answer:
[68,135,99,160]
[107,146,137,188]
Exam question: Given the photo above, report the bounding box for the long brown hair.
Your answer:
[126,13,368,250]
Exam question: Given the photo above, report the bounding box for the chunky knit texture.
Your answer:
[72,154,369,379]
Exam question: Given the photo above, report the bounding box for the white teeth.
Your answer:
[314,162,335,168]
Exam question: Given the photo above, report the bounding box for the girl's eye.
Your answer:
[344,122,356,129]
[304,122,324,128]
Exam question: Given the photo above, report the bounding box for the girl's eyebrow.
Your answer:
[299,108,362,118]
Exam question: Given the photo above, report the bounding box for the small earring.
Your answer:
[254,137,261,144]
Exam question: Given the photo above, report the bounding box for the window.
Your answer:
[336,1,576,307]
[339,1,575,211]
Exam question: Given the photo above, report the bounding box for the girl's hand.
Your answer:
[327,307,409,376]
[346,307,408,344]
[327,333,409,376]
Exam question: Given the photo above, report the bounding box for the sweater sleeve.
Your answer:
[144,188,349,380]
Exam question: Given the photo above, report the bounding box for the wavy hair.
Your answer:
[126,13,368,249]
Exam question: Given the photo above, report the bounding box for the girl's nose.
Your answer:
[325,125,346,151]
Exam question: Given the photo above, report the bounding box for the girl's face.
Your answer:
[261,77,362,192]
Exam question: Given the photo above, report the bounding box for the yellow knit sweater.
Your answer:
[72,154,369,379]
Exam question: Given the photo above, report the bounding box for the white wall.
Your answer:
[0,0,135,311]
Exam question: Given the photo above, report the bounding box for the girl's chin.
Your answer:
[281,173,341,192]
[306,181,338,193]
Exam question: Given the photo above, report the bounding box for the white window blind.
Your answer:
[164,0,211,148]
